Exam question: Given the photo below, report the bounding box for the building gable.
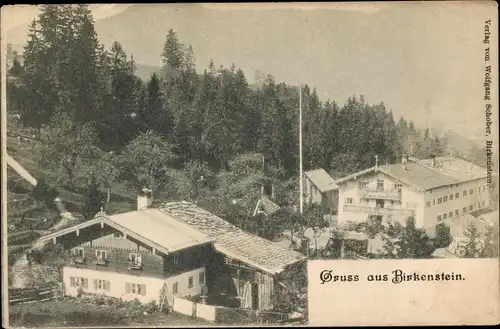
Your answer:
[40,209,214,255]
[303,168,338,193]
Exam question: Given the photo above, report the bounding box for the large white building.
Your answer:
[335,156,491,234]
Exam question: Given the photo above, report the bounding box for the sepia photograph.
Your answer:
[1,2,498,327]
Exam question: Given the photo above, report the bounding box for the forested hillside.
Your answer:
[6,5,449,226]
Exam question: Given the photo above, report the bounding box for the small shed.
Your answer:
[302,168,338,214]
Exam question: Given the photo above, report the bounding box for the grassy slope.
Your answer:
[9,300,213,327]
[6,124,138,241]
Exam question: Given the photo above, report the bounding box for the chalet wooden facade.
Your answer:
[39,208,214,306]
[39,200,306,312]
[159,201,306,311]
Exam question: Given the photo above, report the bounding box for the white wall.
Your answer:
[337,171,490,230]
[337,171,424,226]
[63,266,207,305]
[164,267,207,305]
[338,180,364,224]
[400,188,424,227]
[422,178,490,229]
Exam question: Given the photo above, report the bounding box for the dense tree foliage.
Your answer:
[8,5,447,182]
[481,221,499,258]
[7,5,458,259]
[379,217,436,259]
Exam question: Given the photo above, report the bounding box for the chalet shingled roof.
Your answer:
[39,208,214,255]
[334,156,487,191]
[303,168,338,193]
[159,201,306,275]
[414,156,487,182]
[253,195,281,217]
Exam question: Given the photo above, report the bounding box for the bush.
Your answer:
[145,300,157,313]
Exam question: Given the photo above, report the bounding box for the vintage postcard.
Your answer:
[1,2,499,327]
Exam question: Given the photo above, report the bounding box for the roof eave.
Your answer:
[215,243,306,276]
[39,215,213,256]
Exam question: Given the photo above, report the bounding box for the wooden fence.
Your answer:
[172,296,289,324]
[8,285,61,306]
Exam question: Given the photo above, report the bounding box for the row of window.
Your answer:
[436,201,487,222]
[358,180,402,191]
[429,184,487,193]
[360,198,402,206]
[69,272,206,296]
[345,198,414,209]
[71,248,180,266]
[69,277,111,292]
[426,186,487,208]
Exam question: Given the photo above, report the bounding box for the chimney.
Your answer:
[137,188,153,210]
[271,184,276,199]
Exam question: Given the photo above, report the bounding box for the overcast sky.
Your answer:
[2,3,497,143]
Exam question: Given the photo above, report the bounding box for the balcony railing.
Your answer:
[94,258,109,266]
[358,188,401,200]
[72,256,86,265]
[343,204,414,217]
[127,262,143,270]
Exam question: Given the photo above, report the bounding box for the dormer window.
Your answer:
[73,247,83,256]
[95,250,108,260]
[128,253,142,270]
[72,248,86,264]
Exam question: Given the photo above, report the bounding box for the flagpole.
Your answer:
[299,84,304,215]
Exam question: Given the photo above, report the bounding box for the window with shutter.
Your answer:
[95,250,108,259]
[105,280,111,292]
[126,282,146,295]
[73,248,84,257]
[129,253,141,265]
[94,279,108,291]
[70,277,75,287]
[83,278,88,289]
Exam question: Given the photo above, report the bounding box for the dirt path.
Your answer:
[10,215,72,288]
